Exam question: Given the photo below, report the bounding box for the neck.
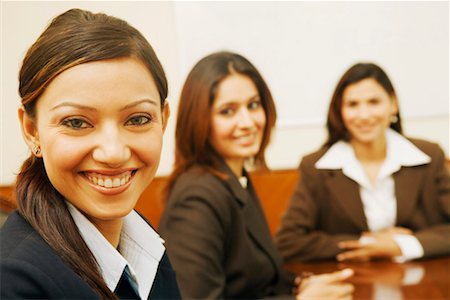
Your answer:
[351,137,387,162]
[225,158,244,178]
[89,218,123,248]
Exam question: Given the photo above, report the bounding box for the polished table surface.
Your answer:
[284,256,450,300]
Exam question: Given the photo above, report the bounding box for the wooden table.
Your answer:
[284,256,450,299]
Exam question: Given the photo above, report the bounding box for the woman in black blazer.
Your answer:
[0,9,180,299]
[158,51,354,299]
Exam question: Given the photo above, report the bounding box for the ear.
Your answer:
[18,106,40,151]
[161,102,170,132]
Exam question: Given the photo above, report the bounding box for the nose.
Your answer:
[357,104,371,119]
[237,108,254,128]
[92,125,131,167]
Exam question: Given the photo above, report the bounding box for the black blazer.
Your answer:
[276,138,450,262]
[159,162,293,299]
[1,211,180,299]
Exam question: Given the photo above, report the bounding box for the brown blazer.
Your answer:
[159,162,293,299]
[275,138,450,262]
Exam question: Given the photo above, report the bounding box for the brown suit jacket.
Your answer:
[275,138,450,262]
[159,162,293,299]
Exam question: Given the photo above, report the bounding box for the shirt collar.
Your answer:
[384,128,431,167]
[315,129,431,187]
[67,202,165,299]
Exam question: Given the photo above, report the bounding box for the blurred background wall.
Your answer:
[1,1,448,185]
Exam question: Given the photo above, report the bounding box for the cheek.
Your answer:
[211,118,230,140]
[256,110,267,130]
[376,106,392,119]
[132,132,163,166]
[209,122,229,155]
[41,135,91,172]
[341,108,352,126]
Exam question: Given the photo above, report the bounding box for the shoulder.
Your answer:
[164,166,236,219]
[1,212,45,259]
[407,137,446,159]
[159,167,236,240]
[298,147,329,172]
[1,212,97,299]
[1,212,66,272]
[169,166,231,201]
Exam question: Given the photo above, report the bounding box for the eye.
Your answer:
[248,100,261,110]
[61,118,92,129]
[344,100,358,108]
[125,115,151,126]
[219,107,235,116]
[368,98,381,105]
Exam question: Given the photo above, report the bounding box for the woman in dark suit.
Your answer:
[276,62,450,263]
[158,51,354,299]
[0,9,180,299]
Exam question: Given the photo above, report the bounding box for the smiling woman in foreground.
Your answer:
[0,8,180,299]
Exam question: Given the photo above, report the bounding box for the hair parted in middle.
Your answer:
[170,51,276,185]
[325,62,403,147]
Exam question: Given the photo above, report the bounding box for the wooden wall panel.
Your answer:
[250,169,298,236]
[0,170,299,235]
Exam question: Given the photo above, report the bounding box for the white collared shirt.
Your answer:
[315,129,431,262]
[67,202,165,299]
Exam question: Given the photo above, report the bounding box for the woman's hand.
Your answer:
[337,229,407,262]
[296,268,354,300]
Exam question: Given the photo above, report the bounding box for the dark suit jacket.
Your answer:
[275,138,450,262]
[0,211,180,299]
[159,162,294,299]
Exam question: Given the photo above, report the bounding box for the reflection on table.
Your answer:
[284,256,449,300]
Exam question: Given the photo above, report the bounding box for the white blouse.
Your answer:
[67,202,165,299]
[315,129,431,262]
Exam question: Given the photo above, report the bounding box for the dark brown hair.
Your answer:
[168,51,276,191]
[325,62,402,147]
[16,8,167,299]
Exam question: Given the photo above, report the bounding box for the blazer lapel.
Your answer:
[324,170,368,231]
[148,252,181,299]
[245,181,283,265]
[221,164,283,272]
[394,166,424,226]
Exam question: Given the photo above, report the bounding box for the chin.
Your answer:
[239,150,260,159]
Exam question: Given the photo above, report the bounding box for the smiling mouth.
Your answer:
[83,170,134,188]
[234,133,257,144]
[356,125,376,132]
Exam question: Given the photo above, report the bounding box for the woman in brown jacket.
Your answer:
[276,62,450,263]
[159,51,354,299]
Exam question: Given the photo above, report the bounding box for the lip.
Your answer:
[233,133,259,147]
[83,168,136,176]
[354,123,377,132]
[81,169,136,196]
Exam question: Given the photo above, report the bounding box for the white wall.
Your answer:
[172,1,449,168]
[1,1,448,185]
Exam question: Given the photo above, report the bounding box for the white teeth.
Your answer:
[85,171,132,189]
[104,178,112,188]
[236,134,255,143]
[113,178,121,188]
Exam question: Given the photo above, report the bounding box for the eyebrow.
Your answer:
[215,94,260,107]
[50,99,159,111]
[120,99,159,111]
[50,102,97,111]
